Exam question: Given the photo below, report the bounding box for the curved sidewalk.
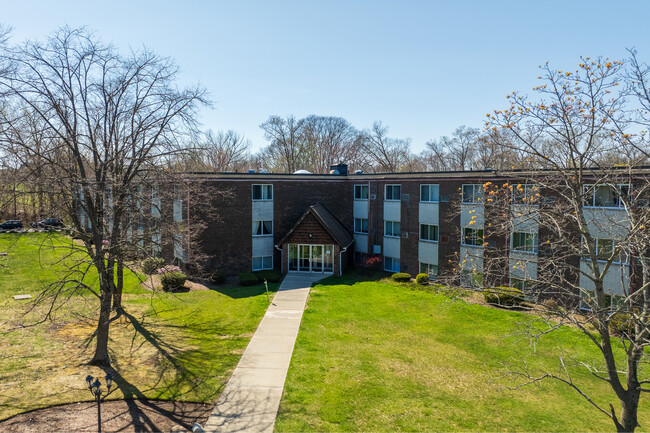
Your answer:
[204,273,323,433]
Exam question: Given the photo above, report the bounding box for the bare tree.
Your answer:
[358,121,414,173]
[259,115,306,172]
[181,129,251,172]
[479,57,649,432]
[0,27,208,366]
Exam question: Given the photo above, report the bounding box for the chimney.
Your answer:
[329,163,348,176]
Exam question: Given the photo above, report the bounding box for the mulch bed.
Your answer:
[0,400,213,433]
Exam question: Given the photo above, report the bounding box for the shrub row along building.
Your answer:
[162,163,644,309]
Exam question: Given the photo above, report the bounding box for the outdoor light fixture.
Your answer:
[84,372,114,433]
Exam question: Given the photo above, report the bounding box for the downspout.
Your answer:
[339,240,354,276]
[275,244,283,273]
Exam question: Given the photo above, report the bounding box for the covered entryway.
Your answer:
[277,202,353,276]
[289,244,335,273]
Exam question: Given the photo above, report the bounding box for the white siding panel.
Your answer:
[419,202,439,225]
[583,208,630,240]
[460,204,483,227]
[353,200,369,218]
[354,234,368,253]
[418,241,438,265]
[383,236,400,258]
[509,251,538,280]
[252,201,274,221]
[460,246,483,272]
[511,206,539,232]
[579,260,629,296]
[252,236,274,257]
[384,201,401,222]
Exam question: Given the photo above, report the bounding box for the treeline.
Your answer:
[178,116,524,175]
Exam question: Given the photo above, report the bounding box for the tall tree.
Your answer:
[482,57,649,432]
[358,121,414,173]
[0,27,208,366]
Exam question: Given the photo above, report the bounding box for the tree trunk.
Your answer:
[619,394,639,433]
[112,258,124,314]
[90,284,112,366]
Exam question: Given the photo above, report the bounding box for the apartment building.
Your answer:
[171,164,642,307]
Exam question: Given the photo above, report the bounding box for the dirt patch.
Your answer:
[0,399,213,433]
[140,277,213,293]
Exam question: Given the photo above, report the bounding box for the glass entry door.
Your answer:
[289,244,334,274]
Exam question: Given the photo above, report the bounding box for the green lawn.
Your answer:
[275,275,649,432]
[0,232,277,420]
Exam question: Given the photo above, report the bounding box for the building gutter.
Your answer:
[339,239,354,276]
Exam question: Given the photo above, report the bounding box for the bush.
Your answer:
[415,273,429,285]
[484,286,525,306]
[239,272,259,286]
[391,272,411,283]
[609,312,635,337]
[159,269,187,291]
[253,269,282,283]
[142,257,165,275]
[209,270,225,285]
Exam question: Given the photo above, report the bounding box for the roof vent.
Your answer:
[329,163,348,176]
[293,169,312,174]
[355,170,363,174]
[260,169,267,173]
[248,169,255,173]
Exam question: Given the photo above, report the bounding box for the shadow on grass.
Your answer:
[208,282,280,299]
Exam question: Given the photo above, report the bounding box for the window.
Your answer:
[512,184,538,205]
[354,184,369,200]
[252,184,273,200]
[252,255,273,270]
[354,218,369,234]
[385,220,401,237]
[420,184,440,202]
[462,184,483,204]
[461,270,483,288]
[419,224,439,242]
[583,237,617,262]
[385,184,401,201]
[252,220,273,236]
[580,290,626,311]
[512,231,538,253]
[510,278,537,298]
[173,185,183,223]
[420,262,438,278]
[384,256,400,272]
[583,184,630,208]
[462,227,484,246]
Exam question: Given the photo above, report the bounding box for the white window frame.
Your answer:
[419,262,438,278]
[583,184,630,209]
[384,220,401,238]
[354,218,369,234]
[252,255,273,271]
[252,220,273,237]
[420,184,440,203]
[583,237,620,263]
[419,224,439,242]
[384,256,400,272]
[252,184,273,201]
[462,184,483,204]
[354,184,369,200]
[511,184,538,205]
[511,231,538,254]
[384,184,401,201]
[462,226,484,247]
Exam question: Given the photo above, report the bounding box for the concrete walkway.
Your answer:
[204,273,324,433]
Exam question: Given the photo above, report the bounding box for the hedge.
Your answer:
[484,286,525,306]
[209,270,225,285]
[160,271,187,291]
[415,273,429,285]
[239,272,259,286]
[142,257,165,275]
[391,273,412,283]
[253,270,283,283]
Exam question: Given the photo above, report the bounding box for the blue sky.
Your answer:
[2,1,648,152]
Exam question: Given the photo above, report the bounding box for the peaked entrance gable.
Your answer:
[278,203,353,276]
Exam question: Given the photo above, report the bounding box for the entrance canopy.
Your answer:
[277,202,353,249]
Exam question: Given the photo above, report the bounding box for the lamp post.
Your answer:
[85,373,113,433]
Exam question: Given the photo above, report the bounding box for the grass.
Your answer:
[0,232,278,420]
[275,275,650,432]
